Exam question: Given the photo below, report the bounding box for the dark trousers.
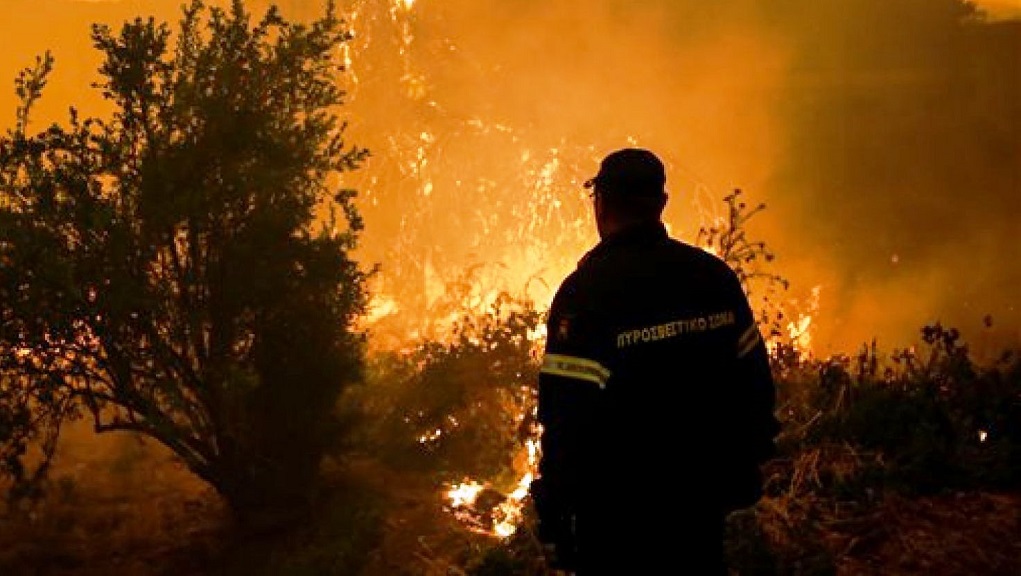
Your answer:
[572,511,728,576]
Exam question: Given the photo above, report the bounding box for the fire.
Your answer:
[786,285,822,360]
[493,470,533,538]
[417,428,442,444]
[363,294,399,324]
[444,437,540,539]
[338,0,823,541]
[527,323,548,354]
[787,314,813,356]
[446,480,484,508]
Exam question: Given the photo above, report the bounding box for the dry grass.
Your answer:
[750,444,1021,575]
[2,426,1018,576]
[834,492,1021,576]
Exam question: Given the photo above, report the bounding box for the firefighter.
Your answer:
[529,148,780,575]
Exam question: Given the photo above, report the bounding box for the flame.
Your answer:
[363,294,399,324]
[446,480,484,508]
[340,0,599,348]
[338,0,821,540]
[443,436,540,539]
[788,283,820,357]
[780,284,822,360]
[493,471,533,538]
[787,314,813,356]
[417,428,443,444]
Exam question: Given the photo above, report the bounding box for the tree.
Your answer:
[0,0,370,517]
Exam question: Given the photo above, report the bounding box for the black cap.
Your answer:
[583,148,666,197]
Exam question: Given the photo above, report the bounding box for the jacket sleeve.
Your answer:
[720,272,781,512]
[732,282,781,465]
[532,276,608,521]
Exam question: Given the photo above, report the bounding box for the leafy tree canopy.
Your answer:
[0,0,370,516]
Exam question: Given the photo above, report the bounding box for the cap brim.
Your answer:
[583,177,596,188]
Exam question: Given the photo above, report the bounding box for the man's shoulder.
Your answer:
[664,238,738,278]
[549,258,610,314]
[550,269,582,306]
[571,236,736,280]
[635,237,747,301]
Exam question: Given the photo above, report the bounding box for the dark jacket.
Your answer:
[532,221,780,534]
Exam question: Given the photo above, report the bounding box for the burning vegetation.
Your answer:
[0,1,1020,575]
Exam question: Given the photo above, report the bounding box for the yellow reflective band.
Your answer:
[738,324,759,348]
[738,327,762,358]
[541,354,611,389]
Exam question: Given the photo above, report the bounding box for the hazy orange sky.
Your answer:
[1,0,1018,356]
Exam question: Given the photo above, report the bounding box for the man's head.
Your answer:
[584,148,668,238]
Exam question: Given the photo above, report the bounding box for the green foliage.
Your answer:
[358,284,542,480]
[0,0,370,516]
[792,324,1021,496]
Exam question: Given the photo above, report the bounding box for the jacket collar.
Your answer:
[598,221,668,250]
[580,221,668,267]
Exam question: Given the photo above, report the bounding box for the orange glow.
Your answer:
[786,285,822,360]
[7,0,1017,357]
[4,0,1018,553]
[446,480,484,509]
[444,436,540,539]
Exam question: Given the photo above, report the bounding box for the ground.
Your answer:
[1,429,1019,576]
[832,492,1021,575]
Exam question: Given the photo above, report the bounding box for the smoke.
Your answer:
[336,0,791,339]
[0,0,1017,354]
[335,0,1019,354]
[763,0,1020,353]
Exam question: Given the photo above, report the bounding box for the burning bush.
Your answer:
[357,289,541,482]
